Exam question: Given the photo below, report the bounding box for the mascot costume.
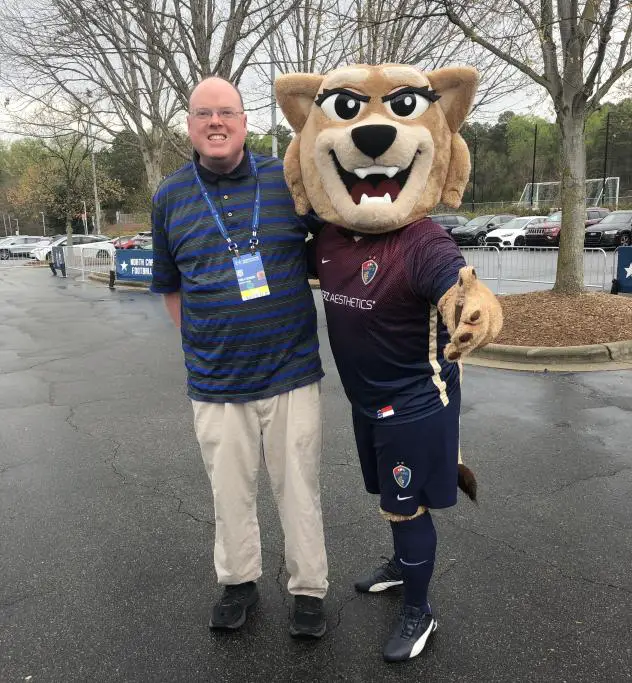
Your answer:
[275,64,503,662]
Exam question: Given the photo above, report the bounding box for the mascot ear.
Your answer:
[441,133,471,207]
[283,135,312,215]
[275,73,324,133]
[426,67,478,134]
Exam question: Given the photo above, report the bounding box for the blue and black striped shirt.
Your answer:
[151,151,323,403]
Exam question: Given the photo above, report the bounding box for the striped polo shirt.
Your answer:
[151,150,323,403]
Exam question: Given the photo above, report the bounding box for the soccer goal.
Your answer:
[518,177,620,209]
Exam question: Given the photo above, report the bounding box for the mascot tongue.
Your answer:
[350,179,401,205]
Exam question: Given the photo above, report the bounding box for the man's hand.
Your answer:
[438,266,503,362]
[163,291,182,328]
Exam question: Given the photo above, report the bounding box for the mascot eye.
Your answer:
[319,92,367,121]
[386,93,430,119]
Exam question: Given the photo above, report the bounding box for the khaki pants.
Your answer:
[192,381,328,599]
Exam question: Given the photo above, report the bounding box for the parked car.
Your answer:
[584,210,632,248]
[110,235,137,249]
[0,235,52,259]
[451,214,517,246]
[30,234,111,262]
[112,232,152,249]
[428,214,469,234]
[485,216,548,248]
[524,207,610,247]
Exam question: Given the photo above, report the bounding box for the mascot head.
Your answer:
[275,64,478,234]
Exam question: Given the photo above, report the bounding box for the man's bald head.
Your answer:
[187,76,248,174]
[188,77,244,111]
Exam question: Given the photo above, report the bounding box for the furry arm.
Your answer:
[438,266,503,361]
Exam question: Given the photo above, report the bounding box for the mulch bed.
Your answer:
[495,291,632,347]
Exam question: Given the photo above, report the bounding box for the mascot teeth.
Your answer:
[330,152,412,206]
[354,166,400,179]
[360,193,393,204]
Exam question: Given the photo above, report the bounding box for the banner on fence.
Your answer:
[116,249,153,282]
[615,246,632,294]
[51,246,66,277]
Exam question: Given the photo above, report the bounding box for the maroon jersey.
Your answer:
[315,219,465,423]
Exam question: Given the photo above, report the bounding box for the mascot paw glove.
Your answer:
[439,266,503,361]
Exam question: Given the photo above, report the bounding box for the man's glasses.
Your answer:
[190,108,244,121]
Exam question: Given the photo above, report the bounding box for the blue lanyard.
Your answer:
[193,152,260,256]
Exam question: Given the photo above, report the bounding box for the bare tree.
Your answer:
[0,0,300,191]
[248,0,524,139]
[0,0,182,193]
[4,98,122,242]
[442,0,632,294]
[263,0,349,74]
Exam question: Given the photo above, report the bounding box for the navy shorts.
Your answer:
[352,391,461,516]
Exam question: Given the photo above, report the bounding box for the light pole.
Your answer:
[82,200,89,234]
[40,212,46,235]
[470,129,477,212]
[601,111,610,206]
[12,217,19,235]
[90,144,101,234]
[270,31,278,157]
[85,93,102,234]
[530,124,538,209]
[2,213,7,236]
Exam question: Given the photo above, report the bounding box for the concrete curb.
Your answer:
[473,339,632,365]
[88,272,151,289]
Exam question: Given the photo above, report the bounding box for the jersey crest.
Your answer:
[393,464,412,489]
[361,259,378,285]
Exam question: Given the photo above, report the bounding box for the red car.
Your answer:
[524,207,610,247]
[111,235,150,249]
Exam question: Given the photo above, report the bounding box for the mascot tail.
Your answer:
[458,463,477,502]
[458,446,477,502]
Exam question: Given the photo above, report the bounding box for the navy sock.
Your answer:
[390,512,436,612]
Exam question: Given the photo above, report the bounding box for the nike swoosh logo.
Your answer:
[321,258,331,264]
[396,495,413,501]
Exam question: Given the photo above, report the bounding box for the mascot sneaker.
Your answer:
[355,556,403,593]
[209,582,259,630]
[383,606,437,663]
[290,595,327,638]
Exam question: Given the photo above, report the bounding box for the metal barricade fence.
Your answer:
[459,246,608,293]
[460,246,501,293]
[63,245,115,281]
[0,245,44,269]
[0,251,32,268]
[498,247,608,291]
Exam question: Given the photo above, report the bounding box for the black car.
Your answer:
[584,211,632,248]
[428,214,469,234]
[451,214,517,246]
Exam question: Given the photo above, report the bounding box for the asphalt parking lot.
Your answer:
[1,267,632,683]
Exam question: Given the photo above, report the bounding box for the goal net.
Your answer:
[518,177,620,209]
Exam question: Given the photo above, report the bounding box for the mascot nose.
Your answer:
[351,125,397,159]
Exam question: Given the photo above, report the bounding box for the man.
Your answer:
[151,77,328,638]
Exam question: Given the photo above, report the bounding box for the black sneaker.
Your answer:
[354,556,403,593]
[209,582,259,630]
[289,595,327,639]
[383,605,437,663]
